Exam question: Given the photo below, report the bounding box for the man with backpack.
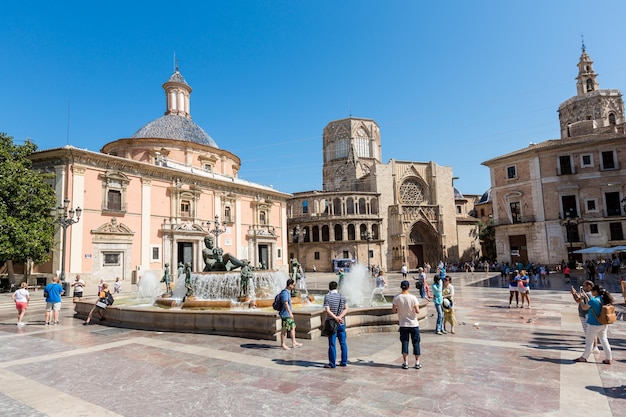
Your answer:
[278,279,302,350]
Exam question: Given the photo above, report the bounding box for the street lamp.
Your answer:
[560,208,579,268]
[207,215,227,249]
[361,230,372,272]
[294,225,302,262]
[56,198,82,282]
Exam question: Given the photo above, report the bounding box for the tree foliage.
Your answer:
[0,133,57,266]
[478,219,496,261]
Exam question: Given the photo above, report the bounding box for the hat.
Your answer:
[400,280,410,290]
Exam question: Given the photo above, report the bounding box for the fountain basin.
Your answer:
[74,296,429,341]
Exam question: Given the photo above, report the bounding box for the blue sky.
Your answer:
[3,1,626,196]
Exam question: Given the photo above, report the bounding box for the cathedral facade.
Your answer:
[29,68,290,285]
[287,117,478,272]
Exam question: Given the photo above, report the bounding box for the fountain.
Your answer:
[74,262,429,341]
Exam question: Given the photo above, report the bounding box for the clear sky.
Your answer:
[3,1,626,196]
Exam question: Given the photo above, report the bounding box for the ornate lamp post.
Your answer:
[56,199,82,282]
[208,215,227,249]
[560,208,579,268]
[361,230,372,272]
[294,225,302,264]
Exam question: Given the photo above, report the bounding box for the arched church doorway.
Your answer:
[407,222,438,268]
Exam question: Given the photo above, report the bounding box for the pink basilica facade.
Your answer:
[29,68,289,286]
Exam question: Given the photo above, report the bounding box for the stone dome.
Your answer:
[131,114,218,148]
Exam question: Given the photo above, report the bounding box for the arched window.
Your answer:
[302,200,309,214]
[259,211,266,225]
[312,225,320,242]
[322,225,330,241]
[346,197,354,214]
[347,224,356,240]
[372,224,379,240]
[333,198,342,215]
[370,198,379,214]
[586,79,594,92]
[609,112,616,125]
[359,224,367,238]
[224,206,232,223]
[303,226,310,242]
[358,198,367,214]
[334,224,343,241]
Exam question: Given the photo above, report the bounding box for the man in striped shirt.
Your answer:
[323,281,348,368]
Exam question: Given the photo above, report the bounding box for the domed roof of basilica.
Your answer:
[131,114,218,147]
[478,188,492,204]
[130,67,219,148]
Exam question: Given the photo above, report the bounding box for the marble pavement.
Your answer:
[0,270,624,417]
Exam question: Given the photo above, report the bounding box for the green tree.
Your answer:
[0,133,57,283]
[478,218,496,262]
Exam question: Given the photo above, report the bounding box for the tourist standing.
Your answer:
[564,265,571,283]
[432,275,444,334]
[113,277,122,294]
[508,270,521,308]
[44,276,64,325]
[574,285,614,364]
[279,278,302,350]
[520,270,531,308]
[571,280,598,352]
[597,261,606,283]
[401,264,408,278]
[323,281,348,368]
[12,282,30,326]
[392,280,421,369]
[414,267,427,298]
[442,276,457,334]
[71,275,85,301]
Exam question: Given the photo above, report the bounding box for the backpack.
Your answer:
[591,303,616,325]
[272,291,283,311]
[105,291,115,306]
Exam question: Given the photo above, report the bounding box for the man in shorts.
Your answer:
[392,280,421,369]
[279,279,302,350]
[44,276,65,325]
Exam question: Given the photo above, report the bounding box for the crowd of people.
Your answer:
[9,274,121,327]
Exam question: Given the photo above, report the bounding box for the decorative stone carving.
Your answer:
[399,179,425,205]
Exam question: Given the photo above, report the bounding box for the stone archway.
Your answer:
[407,222,439,268]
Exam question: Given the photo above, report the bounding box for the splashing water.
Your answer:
[171,270,289,301]
[340,263,376,307]
[136,271,163,302]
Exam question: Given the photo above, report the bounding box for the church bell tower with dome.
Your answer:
[558,43,625,138]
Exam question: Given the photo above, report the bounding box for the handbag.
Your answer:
[321,319,338,336]
[95,299,108,309]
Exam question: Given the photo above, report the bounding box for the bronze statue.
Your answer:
[161,263,172,293]
[184,262,193,298]
[239,259,253,298]
[202,235,245,272]
[290,257,301,281]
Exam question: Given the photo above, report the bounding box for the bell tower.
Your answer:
[575,43,599,96]
[557,41,624,138]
